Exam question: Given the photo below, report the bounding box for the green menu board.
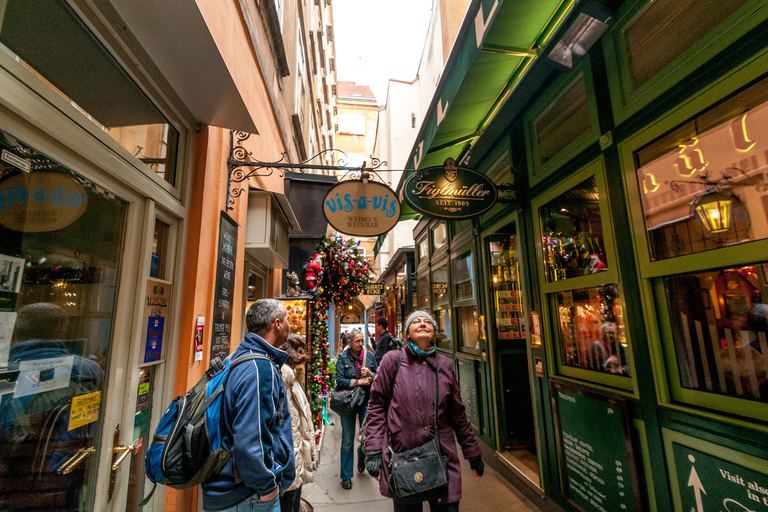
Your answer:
[551,381,642,512]
[457,358,479,428]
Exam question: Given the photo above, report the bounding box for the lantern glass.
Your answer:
[694,194,733,233]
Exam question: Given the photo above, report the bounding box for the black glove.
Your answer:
[469,456,484,476]
[366,450,382,477]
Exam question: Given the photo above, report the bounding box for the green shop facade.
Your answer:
[399,0,768,510]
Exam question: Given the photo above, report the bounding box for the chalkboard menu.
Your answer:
[551,381,642,512]
[211,213,238,362]
[457,358,479,428]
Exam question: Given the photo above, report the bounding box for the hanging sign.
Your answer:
[323,180,400,237]
[0,171,88,232]
[403,158,497,219]
[363,283,384,295]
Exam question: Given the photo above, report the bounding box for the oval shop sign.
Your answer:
[403,158,497,219]
[323,180,400,237]
[0,171,89,232]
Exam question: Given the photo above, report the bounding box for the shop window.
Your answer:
[555,284,629,377]
[532,73,591,169]
[489,232,525,341]
[452,251,474,302]
[635,77,768,261]
[431,262,449,306]
[539,176,608,282]
[417,236,429,264]
[432,223,447,252]
[417,274,430,310]
[624,0,748,92]
[664,262,768,403]
[434,308,452,350]
[150,220,170,279]
[457,305,480,352]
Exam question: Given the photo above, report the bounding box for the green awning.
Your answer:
[405,0,577,172]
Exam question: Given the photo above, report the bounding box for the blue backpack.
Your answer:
[140,353,273,505]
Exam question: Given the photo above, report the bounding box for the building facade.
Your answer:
[404,0,768,511]
[0,1,336,511]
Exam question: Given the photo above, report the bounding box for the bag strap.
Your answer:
[387,349,441,457]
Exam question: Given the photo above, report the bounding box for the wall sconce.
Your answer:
[547,3,612,70]
[671,168,752,235]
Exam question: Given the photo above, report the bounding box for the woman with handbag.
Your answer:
[280,334,319,512]
[335,329,377,490]
[363,311,484,512]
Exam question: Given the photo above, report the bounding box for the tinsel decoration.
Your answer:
[306,235,372,431]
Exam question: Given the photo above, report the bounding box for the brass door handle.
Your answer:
[57,446,96,474]
[111,444,135,471]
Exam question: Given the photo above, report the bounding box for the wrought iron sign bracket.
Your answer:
[496,183,517,203]
[227,130,390,210]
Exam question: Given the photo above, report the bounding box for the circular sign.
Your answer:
[0,171,89,232]
[323,180,400,237]
[402,159,497,219]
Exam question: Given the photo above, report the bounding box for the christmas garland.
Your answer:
[306,235,371,431]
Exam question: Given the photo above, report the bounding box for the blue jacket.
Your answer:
[202,333,295,511]
[335,346,377,404]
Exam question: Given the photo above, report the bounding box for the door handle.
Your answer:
[108,423,135,501]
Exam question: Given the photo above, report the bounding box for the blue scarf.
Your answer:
[407,340,436,358]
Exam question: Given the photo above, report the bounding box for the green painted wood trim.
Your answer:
[603,0,768,126]
[618,44,768,278]
[662,427,768,512]
[524,58,602,187]
[633,419,657,512]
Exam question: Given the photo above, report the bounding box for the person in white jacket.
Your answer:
[280,333,319,512]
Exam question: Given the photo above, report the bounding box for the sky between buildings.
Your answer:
[332,0,434,105]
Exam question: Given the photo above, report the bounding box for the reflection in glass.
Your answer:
[665,263,768,402]
[555,284,629,376]
[432,263,449,306]
[635,78,768,260]
[488,232,526,340]
[0,131,127,511]
[452,251,474,302]
[417,275,430,310]
[433,223,447,251]
[540,176,607,282]
[458,306,479,351]
[434,309,452,349]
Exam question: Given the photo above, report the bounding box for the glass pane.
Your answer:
[489,231,526,341]
[434,309,452,350]
[150,220,169,279]
[417,275,430,310]
[0,129,127,510]
[636,80,768,260]
[540,176,608,282]
[625,0,748,91]
[125,366,154,512]
[452,251,474,302]
[664,263,768,403]
[457,305,480,351]
[432,223,447,251]
[533,74,590,167]
[555,284,629,377]
[432,263,449,306]
[418,238,429,260]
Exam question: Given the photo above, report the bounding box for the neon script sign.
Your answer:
[323,180,400,237]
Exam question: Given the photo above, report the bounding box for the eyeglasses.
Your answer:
[411,318,432,325]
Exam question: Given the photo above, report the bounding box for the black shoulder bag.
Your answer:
[387,350,449,504]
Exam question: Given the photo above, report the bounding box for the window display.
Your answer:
[539,176,608,282]
[665,263,768,402]
[417,274,430,310]
[434,309,452,349]
[457,305,479,351]
[555,284,629,377]
[489,234,525,340]
[452,251,474,302]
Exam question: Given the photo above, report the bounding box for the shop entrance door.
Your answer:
[485,222,540,488]
[0,128,155,511]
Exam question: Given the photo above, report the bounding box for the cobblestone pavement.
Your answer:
[300,410,551,512]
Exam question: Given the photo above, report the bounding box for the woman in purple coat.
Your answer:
[363,311,484,512]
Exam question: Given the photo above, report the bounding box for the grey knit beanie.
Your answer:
[404,310,438,337]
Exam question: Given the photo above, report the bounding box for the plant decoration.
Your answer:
[305,235,371,431]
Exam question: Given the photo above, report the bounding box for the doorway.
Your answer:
[485,221,540,488]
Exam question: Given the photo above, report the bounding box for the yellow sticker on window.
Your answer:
[69,391,101,431]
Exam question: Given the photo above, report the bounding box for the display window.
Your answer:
[431,262,449,307]
[452,250,475,302]
[417,273,430,310]
[432,223,448,252]
[488,233,526,341]
[434,308,453,350]
[456,305,480,352]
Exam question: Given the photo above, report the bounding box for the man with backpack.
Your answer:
[202,299,295,512]
[373,317,395,365]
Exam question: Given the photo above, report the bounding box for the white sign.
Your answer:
[14,355,74,398]
[0,312,17,367]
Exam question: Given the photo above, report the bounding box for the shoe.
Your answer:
[358,455,365,474]
[341,479,352,489]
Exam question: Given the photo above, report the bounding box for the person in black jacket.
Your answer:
[374,317,394,365]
